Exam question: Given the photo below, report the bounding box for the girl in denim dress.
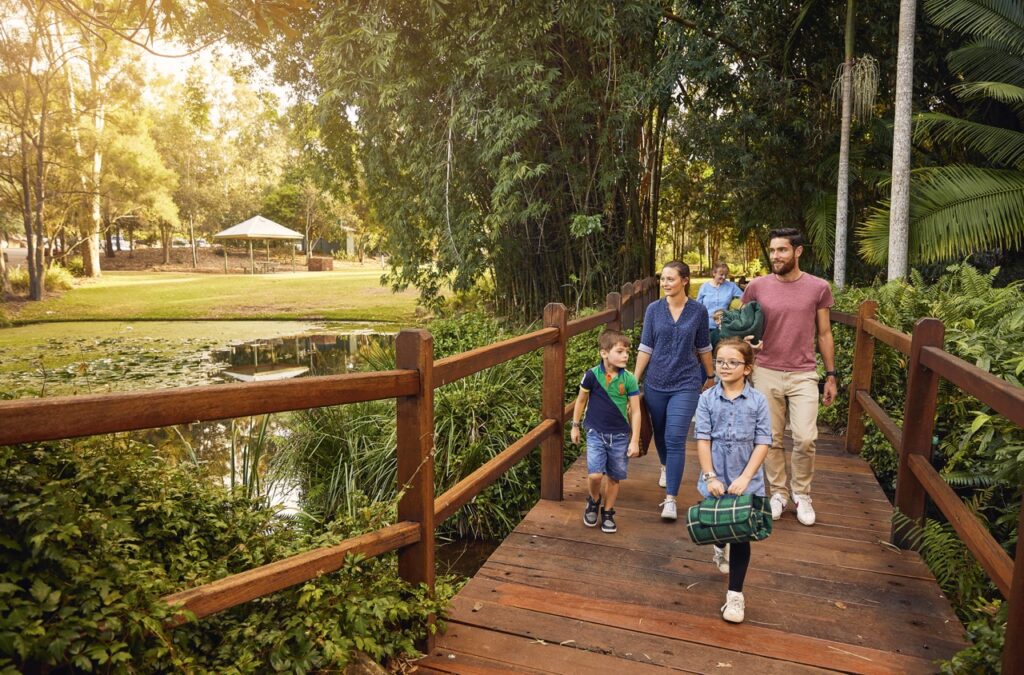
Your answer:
[693,337,772,623]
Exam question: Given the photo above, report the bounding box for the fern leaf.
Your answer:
[925,0,1024,53]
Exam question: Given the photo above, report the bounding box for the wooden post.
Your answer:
[1003,501,1024,673]
[606,292,622,331]
[541,303,567,501]
[395,329,435,650]
[845,300,878,454]
[892,318,944,548]
[621,282,634,329]
[634,279,643,326]
[647,276,657,308]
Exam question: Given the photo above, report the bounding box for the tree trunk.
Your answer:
[0,242,10,296]
[888,0,916,281]
[189,215,198,268]
[834,0,855,289]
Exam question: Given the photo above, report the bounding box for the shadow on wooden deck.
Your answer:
[417,432,966,674]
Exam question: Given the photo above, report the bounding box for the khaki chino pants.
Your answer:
[750,366,820,499]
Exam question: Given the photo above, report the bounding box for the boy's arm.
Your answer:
[570,388,589,444]
[626,395,641,457]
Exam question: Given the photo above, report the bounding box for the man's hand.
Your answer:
[822,377,837,406]
[743,335,763,352]
[627,440,640,458]
[701,377,715,392]
[570,425,580,444]
[727,476,751,495]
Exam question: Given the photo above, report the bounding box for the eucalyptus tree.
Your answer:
[860,0,1024,268]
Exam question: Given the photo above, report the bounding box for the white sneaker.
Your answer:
[712,545,730,574]
[769,493,788,521]
[794,494,816,526]
[721,590,745,623]
[660,498,677,520]
[658,466,667,488]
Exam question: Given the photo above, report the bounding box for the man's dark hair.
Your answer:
[767,228,805,248]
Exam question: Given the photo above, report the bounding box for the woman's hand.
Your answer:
[727,476,751,495]
[708,477,725,497]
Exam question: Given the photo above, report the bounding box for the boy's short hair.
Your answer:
[598,329,630,351]
[767,227,805,248]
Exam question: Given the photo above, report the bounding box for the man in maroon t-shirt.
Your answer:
[741,228,837,526]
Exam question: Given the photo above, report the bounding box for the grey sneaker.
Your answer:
[713,545,730,574]
[600,508,617,533]
[583,495,600,527]
[660,498,677,520]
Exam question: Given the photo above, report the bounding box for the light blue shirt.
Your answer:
[696,280,744,329]
[694,382,772,497]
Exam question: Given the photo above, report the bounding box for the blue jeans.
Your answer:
[644,386,700,496]
[585,429,630,481]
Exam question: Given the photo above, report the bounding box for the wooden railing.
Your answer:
[833,302,1024,673]
[0,277,660,649]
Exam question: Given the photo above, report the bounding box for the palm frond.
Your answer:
[952,81,1024,108]
[804,190,836,262]
[914,113,1024,169]
[857,166,1024,264]
[925,0,1024,53]
[948,40,1024,87]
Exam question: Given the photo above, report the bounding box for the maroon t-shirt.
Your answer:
[741,273,833,372]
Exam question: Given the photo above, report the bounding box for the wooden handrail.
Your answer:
[433,327,558,387]
[864,317,912,355]
[907,455,1013,595]
[919,346,1024,427]
[434,419,560,523]
[4,276,658,636]
[855,391,902,450]
[841,300,1024,671]
[0,370,419,446]
[161,521,421,623]
[566,308,617,338]
[830,309,857,327]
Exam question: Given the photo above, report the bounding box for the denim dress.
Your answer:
[694,382,772,498]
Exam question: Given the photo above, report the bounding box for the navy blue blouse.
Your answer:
[638,298,712,392]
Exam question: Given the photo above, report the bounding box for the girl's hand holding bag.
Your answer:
[685,494,773,546]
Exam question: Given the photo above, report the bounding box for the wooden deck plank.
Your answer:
[424,431,967,674]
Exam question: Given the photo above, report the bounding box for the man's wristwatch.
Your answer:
[825,370,838,380]
[701,471,717,482]
[705,373,715,381]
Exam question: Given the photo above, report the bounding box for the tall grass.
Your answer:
[7,265,75,293]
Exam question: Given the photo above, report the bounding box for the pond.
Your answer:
[0,320,397,397]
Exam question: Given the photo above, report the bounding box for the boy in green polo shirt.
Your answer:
[570,330,641,533]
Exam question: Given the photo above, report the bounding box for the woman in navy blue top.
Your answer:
[634,261,716,521]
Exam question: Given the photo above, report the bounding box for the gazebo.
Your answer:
[213,215,304,274]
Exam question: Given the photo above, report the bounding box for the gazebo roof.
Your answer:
[213,215,303,240]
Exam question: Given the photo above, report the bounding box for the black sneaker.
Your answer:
[600,508,617,533]
[583,495,601,527]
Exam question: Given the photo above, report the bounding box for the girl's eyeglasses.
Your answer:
[714,359,745,369]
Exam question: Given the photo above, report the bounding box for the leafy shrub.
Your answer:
[825,265,1023,667]
[7,264,75,293]
[0,439,450,673]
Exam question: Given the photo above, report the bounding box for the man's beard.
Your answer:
[772,258,796,275]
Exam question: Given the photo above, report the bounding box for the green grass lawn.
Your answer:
[9,269,420,324]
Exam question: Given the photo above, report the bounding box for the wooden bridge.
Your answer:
[2,279,1023,673]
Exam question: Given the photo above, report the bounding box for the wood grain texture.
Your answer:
[844,300,878,454]
[163,521,419,622]
[566,308,616,338]
[856,390,902,450]
[0,370,418,445]
[919,345,1024,427]
[429,431,968,674]
[540,304,567,501]
[863,318,911,356]
[433,328,558,387]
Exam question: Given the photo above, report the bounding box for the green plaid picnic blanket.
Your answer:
[686,494,773,546]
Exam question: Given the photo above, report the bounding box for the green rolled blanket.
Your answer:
[717,301,764,344]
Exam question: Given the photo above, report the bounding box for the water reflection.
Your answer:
[211,332,394,383]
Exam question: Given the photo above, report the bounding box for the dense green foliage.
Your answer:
[821,265,1023,667]
[285,310,639,540]
[0,438,450,672]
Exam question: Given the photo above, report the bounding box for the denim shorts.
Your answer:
[586,428,630,480]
